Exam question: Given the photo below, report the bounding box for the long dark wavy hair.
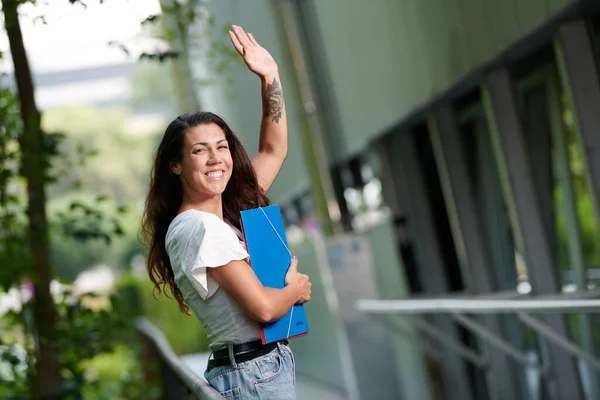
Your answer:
[141,111,270,313]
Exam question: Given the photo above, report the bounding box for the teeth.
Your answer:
[207,171,223,178]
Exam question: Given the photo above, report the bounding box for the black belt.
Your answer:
[207,339,288,370]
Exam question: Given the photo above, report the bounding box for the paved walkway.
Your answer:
[180,353,346,400]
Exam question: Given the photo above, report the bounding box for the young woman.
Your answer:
[141,26,312,399]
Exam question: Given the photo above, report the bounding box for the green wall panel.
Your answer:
[203,0,309,203]
[446,0,473,78]
[395,0,424,110]
[549,0,572,13]
[364,219,430,400]
[417,1,442,91]
[310,0,360,146]
[459,0,495,67]
[516,0,551,32]
[482,1,522,53]
[308,0,570,160]
[289,240,347,390]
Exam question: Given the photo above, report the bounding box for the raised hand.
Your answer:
[229,25,278,78]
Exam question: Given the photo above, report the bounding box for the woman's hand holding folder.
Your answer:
[210,256,311,323]
[285,256,312,305]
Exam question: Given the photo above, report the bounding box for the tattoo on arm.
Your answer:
[263,77,284,123]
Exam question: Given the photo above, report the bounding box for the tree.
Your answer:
[139,0,241,112]
[2,0,61,397]
[156,0,201,113]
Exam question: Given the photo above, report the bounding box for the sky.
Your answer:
[0,0,169,116]
[0,0,162,74]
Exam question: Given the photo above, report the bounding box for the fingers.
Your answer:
[228,30,244,55]
[247,33,259,46]
[288,256,298,274]
[298,279,311,304]
[232,25,252,49]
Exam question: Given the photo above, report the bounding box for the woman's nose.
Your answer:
[207,151,222,164]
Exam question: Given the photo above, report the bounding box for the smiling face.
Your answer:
[171,123,233,200]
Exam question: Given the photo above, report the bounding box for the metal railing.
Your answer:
[356,290,600,399]
[134,318,222,400]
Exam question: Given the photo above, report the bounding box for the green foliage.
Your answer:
[0,86,29,291]
[554,99,600,270]
[133,277,210,355]
[1,102,150,283]
[555,188,600,268]
[48,190,145,281]
[50,203,142,281]
[0,80,156,396]
[37,106,158,280]
[129,61,177,108]
[136,1,242,94]
[56,198,126,245]
[0,344,29,399]
[42,106,157,204]
[203,18,246,74]
[56,292,126,392]
[0,287,160,400]
[81,344,161,400]
[191,15,244,94]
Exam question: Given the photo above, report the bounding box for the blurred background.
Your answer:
[1,0,600,399]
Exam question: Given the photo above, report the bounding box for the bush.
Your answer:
[0,286,160,400]
[81,344,160,400]
[116,273,210,355]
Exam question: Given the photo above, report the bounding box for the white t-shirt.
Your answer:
[165,209,261,350]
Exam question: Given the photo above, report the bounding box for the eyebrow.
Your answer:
[191,139,227,146]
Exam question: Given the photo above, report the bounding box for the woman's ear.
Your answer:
[171,162,182,176]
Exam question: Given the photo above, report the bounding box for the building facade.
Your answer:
[200,1,600,399]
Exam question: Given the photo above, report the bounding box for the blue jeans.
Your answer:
[204,342,296,399]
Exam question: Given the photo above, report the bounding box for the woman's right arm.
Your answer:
[209,257,311,323]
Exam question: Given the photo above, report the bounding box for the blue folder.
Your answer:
[240,205,309,344]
